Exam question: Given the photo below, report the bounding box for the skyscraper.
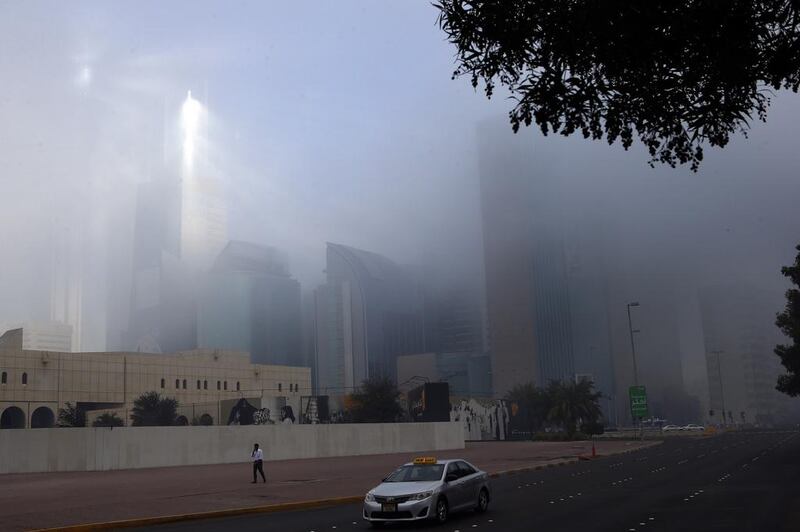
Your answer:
[699,283,792,426]
[478,123,575,396]
[125,91,227,353]
[197,241,303,366]
[314,243,425,396]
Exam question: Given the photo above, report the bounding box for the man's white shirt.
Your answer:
[252,448,263,461]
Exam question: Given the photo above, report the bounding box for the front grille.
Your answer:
[374,495,411,504]
[371,511,414,519]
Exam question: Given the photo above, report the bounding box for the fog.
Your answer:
[1,2,798,421]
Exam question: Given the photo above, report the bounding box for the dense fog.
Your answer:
[1,1,798,424]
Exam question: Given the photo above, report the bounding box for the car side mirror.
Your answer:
[445,473,458,482]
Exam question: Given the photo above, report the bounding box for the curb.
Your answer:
[30,496,364,532]
[33,441,662,531]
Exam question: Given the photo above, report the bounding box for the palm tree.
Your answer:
[130,391,179,426]
[92,412,124,427]
[546,380,603,437]
[57,402,86,427]
[505,382,551,437]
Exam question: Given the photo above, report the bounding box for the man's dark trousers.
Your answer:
[253,460,266,482]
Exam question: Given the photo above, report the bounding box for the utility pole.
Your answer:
[711,350,726,427]
[627,302,642,440]
[627,302,641,385]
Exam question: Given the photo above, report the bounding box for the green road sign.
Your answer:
[629,385,649,419]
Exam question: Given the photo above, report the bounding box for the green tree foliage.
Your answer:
[546,380,603,437]
[348,376,404,423]
[435,1,800,171]
[505,382,551,436]
[92,412,124,428]
[57,402,86,427]
[776,244,800,396]
[506,380,604,438]
[130,391,179,426]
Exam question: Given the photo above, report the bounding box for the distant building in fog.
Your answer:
[314,243,425,397]
[478,123,575,396]
[125,92,227,354]
[699,283,793,426]
[198,241,303,367]
[422,280,486,356]
[564,234,617,424]
[397,352,491,397]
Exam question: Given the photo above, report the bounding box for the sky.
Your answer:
[0,1,799,364]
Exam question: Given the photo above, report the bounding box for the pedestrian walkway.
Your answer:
[0,439,655,531]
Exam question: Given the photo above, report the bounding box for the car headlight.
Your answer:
[365,491,376,502]
[409,490,433,501]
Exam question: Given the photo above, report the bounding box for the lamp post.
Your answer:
[627,302,642,439]
[710,350,726,427]
[626,302,641,385]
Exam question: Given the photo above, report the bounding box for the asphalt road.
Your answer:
[128,431,800,532]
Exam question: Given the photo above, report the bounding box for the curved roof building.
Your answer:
[315,243,425,395]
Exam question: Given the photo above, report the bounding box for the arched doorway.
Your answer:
[0,406,26,429]
[31,407,55,428]
[175,415,189,426]
[199,413,213,426]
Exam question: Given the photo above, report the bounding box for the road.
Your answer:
[128,431,799,532]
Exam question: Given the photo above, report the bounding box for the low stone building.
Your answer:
[0,328,310,429]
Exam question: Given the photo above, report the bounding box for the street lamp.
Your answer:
[626,302,641,385]
[710,350,726,427]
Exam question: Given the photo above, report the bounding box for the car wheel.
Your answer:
[476,488,489,513]
[435,497,449,523]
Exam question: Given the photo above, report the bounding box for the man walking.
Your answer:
[251,443,266,483]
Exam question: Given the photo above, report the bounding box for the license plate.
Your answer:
[381,503,397,512]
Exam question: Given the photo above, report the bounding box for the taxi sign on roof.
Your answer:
[412,456,437,465]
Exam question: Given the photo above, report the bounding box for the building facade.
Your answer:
[396,351,492,398]
[198,241,303,367]
[314,243,425,397]
[699,284,793,426]
[478,123,575,396]
[0,328,310,429]
[125,92,228,354]
[0,322,73,352]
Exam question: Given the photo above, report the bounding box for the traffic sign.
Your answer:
[629,385,649,418]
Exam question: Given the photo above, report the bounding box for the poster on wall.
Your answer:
[408,383,450,422]
[450,397,511,441]
[225,396,298,425]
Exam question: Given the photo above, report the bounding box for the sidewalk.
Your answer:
[0,439,656,531]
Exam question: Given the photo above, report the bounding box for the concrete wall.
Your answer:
[0,422,464,474]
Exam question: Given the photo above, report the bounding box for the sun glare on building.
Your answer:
[181,90,202,172]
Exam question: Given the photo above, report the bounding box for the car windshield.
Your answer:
[384,464,444,482]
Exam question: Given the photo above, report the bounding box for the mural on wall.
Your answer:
[450,397,511,441]
[226,398,296,425]
[227,398,257,425]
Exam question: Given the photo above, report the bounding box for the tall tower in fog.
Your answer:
[178,91,227,270]
[125,90,227,353]
[478,123,575,396]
